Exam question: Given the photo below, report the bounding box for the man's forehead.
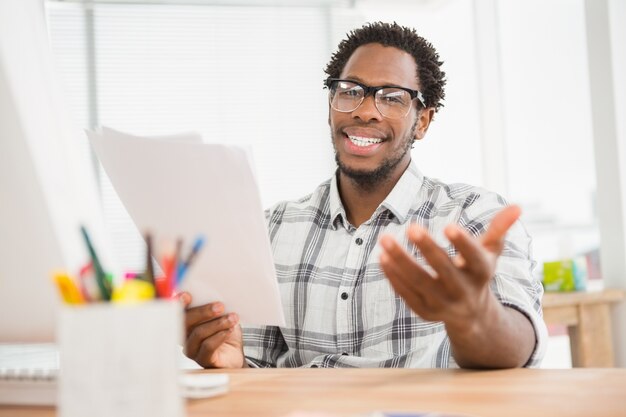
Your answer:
[339,43,419,89]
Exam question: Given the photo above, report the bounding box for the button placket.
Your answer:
[336,228,368,354]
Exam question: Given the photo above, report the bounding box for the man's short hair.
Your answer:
[324,22,446,111]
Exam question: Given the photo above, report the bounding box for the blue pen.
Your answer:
[176,236,205,286]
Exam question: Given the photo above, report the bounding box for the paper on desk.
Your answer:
[86,127,285,326]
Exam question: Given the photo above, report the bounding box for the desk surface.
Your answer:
[2,368,625,417]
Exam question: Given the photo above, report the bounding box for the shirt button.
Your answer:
[311,365,318,368]
[341,352,349,356]
[341,292,349,300]
[355,237,363,245]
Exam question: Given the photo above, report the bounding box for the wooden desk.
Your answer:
[2,368,625,417]
[542,288,625,367]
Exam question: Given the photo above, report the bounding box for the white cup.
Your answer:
[57,300,183,417]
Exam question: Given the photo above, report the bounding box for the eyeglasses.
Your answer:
[324,78,425,119]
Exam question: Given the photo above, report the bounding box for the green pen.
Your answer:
[80,225,111,301]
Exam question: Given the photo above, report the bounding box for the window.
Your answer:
[47,1,356,270]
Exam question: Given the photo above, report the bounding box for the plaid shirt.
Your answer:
[243,161,547,368]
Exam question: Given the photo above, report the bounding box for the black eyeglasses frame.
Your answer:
[324,78,426,109]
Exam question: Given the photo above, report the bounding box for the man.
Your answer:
[181,22,547,369]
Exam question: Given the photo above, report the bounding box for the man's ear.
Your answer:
[414,108,435,141]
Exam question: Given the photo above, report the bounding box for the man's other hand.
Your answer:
[179,292,247,369]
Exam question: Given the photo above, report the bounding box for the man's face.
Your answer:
[329,43,432,189]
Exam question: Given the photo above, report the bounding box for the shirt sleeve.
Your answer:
[242,325,287,368]
[461,191,548,368]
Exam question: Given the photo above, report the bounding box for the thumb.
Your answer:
[175,291,193,308]
[480,205,521,255]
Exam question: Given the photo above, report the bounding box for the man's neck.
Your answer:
[338,160,410,228]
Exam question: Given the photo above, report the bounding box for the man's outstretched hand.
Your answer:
[379,205,535,368]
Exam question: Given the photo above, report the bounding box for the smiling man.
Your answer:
[182,22,548,369]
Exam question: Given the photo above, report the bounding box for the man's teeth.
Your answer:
[347,135,383,147]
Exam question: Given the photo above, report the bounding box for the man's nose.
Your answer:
[351,95,383,122]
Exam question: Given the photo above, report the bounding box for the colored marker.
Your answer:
[52,272,85,304]
[80,225,111,301]
[161,253,176,298]
[124,272,143,281]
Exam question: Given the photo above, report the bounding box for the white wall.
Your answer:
[356,0,485,187]
[0,0,109,342]
[0,63,61,342]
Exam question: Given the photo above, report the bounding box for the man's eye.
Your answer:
[380,91,407,105]
[382,96,402,103]
[339,88,361,98]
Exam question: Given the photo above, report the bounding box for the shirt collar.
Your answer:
[380,160,424,224]
[328,161,425,230]
[329,171,347,230]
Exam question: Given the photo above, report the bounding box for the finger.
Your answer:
[185,302,225,330]
[379,234,437,292]
[195,328,235,367]
[407,225,464,297]
[379,235,447,312]
[380,252,430,318]
[480,205,521,254]
[452,253,466,269]
[185,313,239,360]
[379,250,426,296]
[445,224,493,281]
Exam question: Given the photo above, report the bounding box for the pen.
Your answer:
[80,226,111,301]
[173,238,183,287]
[177,236,205,285]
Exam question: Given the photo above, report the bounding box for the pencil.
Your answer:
[144,232,157,294]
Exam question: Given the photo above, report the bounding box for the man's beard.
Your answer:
[333,120,417,191]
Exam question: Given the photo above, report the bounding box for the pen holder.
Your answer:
[57,300,183,417]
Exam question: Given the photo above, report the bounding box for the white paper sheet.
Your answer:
[87,127,285,326]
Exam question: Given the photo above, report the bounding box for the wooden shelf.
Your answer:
[543,288,625,307]
[542,288,625,367]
